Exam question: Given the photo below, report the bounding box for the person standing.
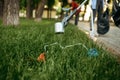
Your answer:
[90,0,97,22]
[67,0,80,25]
[90,0,108,35]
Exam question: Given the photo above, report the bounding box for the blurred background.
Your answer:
[0,0,112,21]
[0,0,113,25]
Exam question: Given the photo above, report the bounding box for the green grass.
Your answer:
[0,19,120,80]
[0,19,2,25]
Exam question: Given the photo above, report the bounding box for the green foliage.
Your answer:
[20,0,26,9]
[0,19,120,80]
[19,0,89,10]
[47,0,55,9]
[33,0,41,8]
[0,19,2,25]
[20,0,41,9]
[59,0,68,7]
[75,0,85,3]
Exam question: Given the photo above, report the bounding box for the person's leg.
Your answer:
[75,14,79,25]
[92,9,96,22]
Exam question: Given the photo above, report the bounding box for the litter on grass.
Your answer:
[37,53,45,62]
[37,42,99,61]
[88,48,98,57]
[44,42,88,53]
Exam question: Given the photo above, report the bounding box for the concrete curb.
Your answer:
[70,21,120,57]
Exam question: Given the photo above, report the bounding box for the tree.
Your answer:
[20,0,26,9]
[47,0,55,19]
[26,0,33,19]
[0,0,4,19]
[3,0,20,25]
[35,0,47,21]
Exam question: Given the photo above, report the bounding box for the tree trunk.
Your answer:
[26,0,33,19]
[47,8,50,19]
[50,9,52,19]
[0,0,4,19]
[3,0,19,26]
[35,0,47,21]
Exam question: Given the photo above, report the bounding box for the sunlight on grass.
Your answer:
[0,19,120,80]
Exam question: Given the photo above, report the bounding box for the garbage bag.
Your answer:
[112,0,120,28]
[97,8,110,34]
[113,8,120,27]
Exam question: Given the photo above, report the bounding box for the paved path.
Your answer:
[70,21,120,56]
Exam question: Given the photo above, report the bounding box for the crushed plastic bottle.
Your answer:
[88,48,98,57]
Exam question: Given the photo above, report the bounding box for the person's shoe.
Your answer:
[95,33,103,37]
[95,33,99,37]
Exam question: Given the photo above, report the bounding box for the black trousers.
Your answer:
[75,14,79,25]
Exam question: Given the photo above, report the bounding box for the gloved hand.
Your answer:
[62,8,71,12]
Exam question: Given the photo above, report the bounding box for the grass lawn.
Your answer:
[0,19,120,80]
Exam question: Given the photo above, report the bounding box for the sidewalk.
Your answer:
[70,21,120,56]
